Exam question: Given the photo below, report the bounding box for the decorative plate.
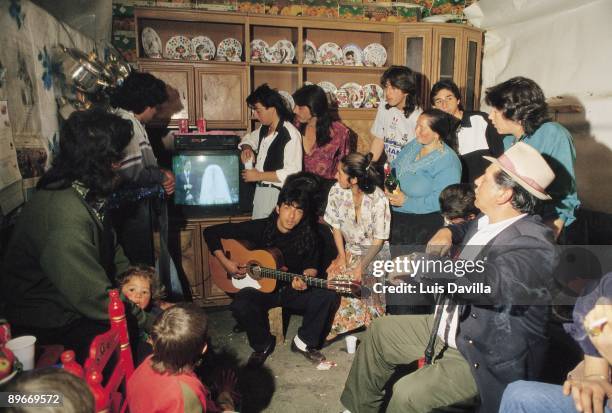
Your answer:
[216,38,242,62]
[192,36,215,61]
[303,40,318,64]
[362,83,384,108]
[334,89,349,108]
[250,39,269,62]
[278,90,295,110]
[363,43,387,67]
[317,81,337,95]
[317,42,343,66]
[271,39,295,64]
[339,82,365,108]
[165,35,193,60]
[342,43,363,66]
[142,27,162,58]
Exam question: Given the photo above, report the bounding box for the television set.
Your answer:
[171,149,254,217]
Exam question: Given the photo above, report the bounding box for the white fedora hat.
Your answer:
[483,142,555,200]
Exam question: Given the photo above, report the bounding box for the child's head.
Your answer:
[150,303,209,374]
[118,265,163,310]
[439,183,479,225]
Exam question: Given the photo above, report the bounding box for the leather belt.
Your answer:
[256,182,281,190]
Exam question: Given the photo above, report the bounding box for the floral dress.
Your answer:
[324,182,391,339]
[303,121,351,180]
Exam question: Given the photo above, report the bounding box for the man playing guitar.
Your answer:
[204,184,339,367]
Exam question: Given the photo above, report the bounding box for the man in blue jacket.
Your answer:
[341,142,559,413]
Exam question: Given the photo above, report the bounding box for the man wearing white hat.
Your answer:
[341,142,560,413]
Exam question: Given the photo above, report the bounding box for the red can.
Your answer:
[196,118,207,133]
[178,119,189,133]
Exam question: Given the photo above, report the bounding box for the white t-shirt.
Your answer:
[370,102,422,162]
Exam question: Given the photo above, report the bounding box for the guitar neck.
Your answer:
[257,267,328,289]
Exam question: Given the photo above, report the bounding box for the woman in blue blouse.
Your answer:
[386,108,462,247]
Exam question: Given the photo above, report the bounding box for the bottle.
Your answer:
[384,162,399,193]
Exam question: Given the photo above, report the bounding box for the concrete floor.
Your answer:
[201,306,364,413]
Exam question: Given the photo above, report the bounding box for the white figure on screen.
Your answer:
[199,164,232,205]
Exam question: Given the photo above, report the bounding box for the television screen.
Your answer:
[172,151,241,208]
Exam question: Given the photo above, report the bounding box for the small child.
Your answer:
[118,265,169,362]
[118,265,164,312]
[127,304,237,413]
[439,183,479,226]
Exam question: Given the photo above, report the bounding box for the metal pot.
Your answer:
[56,45,112,94]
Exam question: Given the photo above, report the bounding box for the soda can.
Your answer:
[196,118,207,133]
[178,119,189,133]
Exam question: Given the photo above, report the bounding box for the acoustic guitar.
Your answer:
[209,239,362,297]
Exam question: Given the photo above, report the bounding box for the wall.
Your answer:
[0,0,95,212]
[466,0,612,212]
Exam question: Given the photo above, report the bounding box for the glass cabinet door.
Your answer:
[432,28,462,86]
[398,27,432,107]
[461,30,483,111]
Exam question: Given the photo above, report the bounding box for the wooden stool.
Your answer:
[268,307,284,344]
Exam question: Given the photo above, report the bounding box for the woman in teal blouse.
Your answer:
[386,108,462,247]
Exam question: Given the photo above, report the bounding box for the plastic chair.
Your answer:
[61,289,134,413]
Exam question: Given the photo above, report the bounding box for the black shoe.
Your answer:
[247,339,276,368]
[290,341,326,364]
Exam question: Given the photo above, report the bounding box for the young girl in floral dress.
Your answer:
[324,152,391,340]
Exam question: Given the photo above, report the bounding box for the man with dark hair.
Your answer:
[239,83,302,219]
[341,142,559,413]
[1,109,154,363]
[204,182,339,367]
[485,76,580,240]
[110,71,176,264]
[370,65,422,162]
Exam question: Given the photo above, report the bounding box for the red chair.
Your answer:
[61,289,134,413]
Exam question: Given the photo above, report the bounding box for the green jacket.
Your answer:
[1,187,153,332]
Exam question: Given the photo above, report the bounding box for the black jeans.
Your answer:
[387,211,443,315]
[231,286,339,352]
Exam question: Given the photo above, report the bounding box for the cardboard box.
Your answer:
[155,0,195,8]
[302,0,339,18]
[237,0,266,13]
[112,33,137,62]
[393,3,420,22]
[266,0,303,16]
[112,3,135,17]
[339,4,363,20]
[195,0,237,11]
[363,3,392,22]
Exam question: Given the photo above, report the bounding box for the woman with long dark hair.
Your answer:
[239,84,303,218]
[370,65,423,163]
[431,79,503,182]
[292,84,350,181]
[324,152,390,339]
[2,108,155,363]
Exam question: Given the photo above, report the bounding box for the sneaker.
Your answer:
[247,339,276,368]
[290,341,326,364]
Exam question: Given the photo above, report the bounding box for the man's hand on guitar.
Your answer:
[292,276,307,291]
[223,259,247,279]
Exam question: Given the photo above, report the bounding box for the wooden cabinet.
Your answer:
[398,24,483,111]
[155,214,251,307]
[195,65,248,129]
[135,8,484,135]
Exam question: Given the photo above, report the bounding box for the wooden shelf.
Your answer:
[139,57,247,66]
[250,62,300,68]
[302,64,388,72]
